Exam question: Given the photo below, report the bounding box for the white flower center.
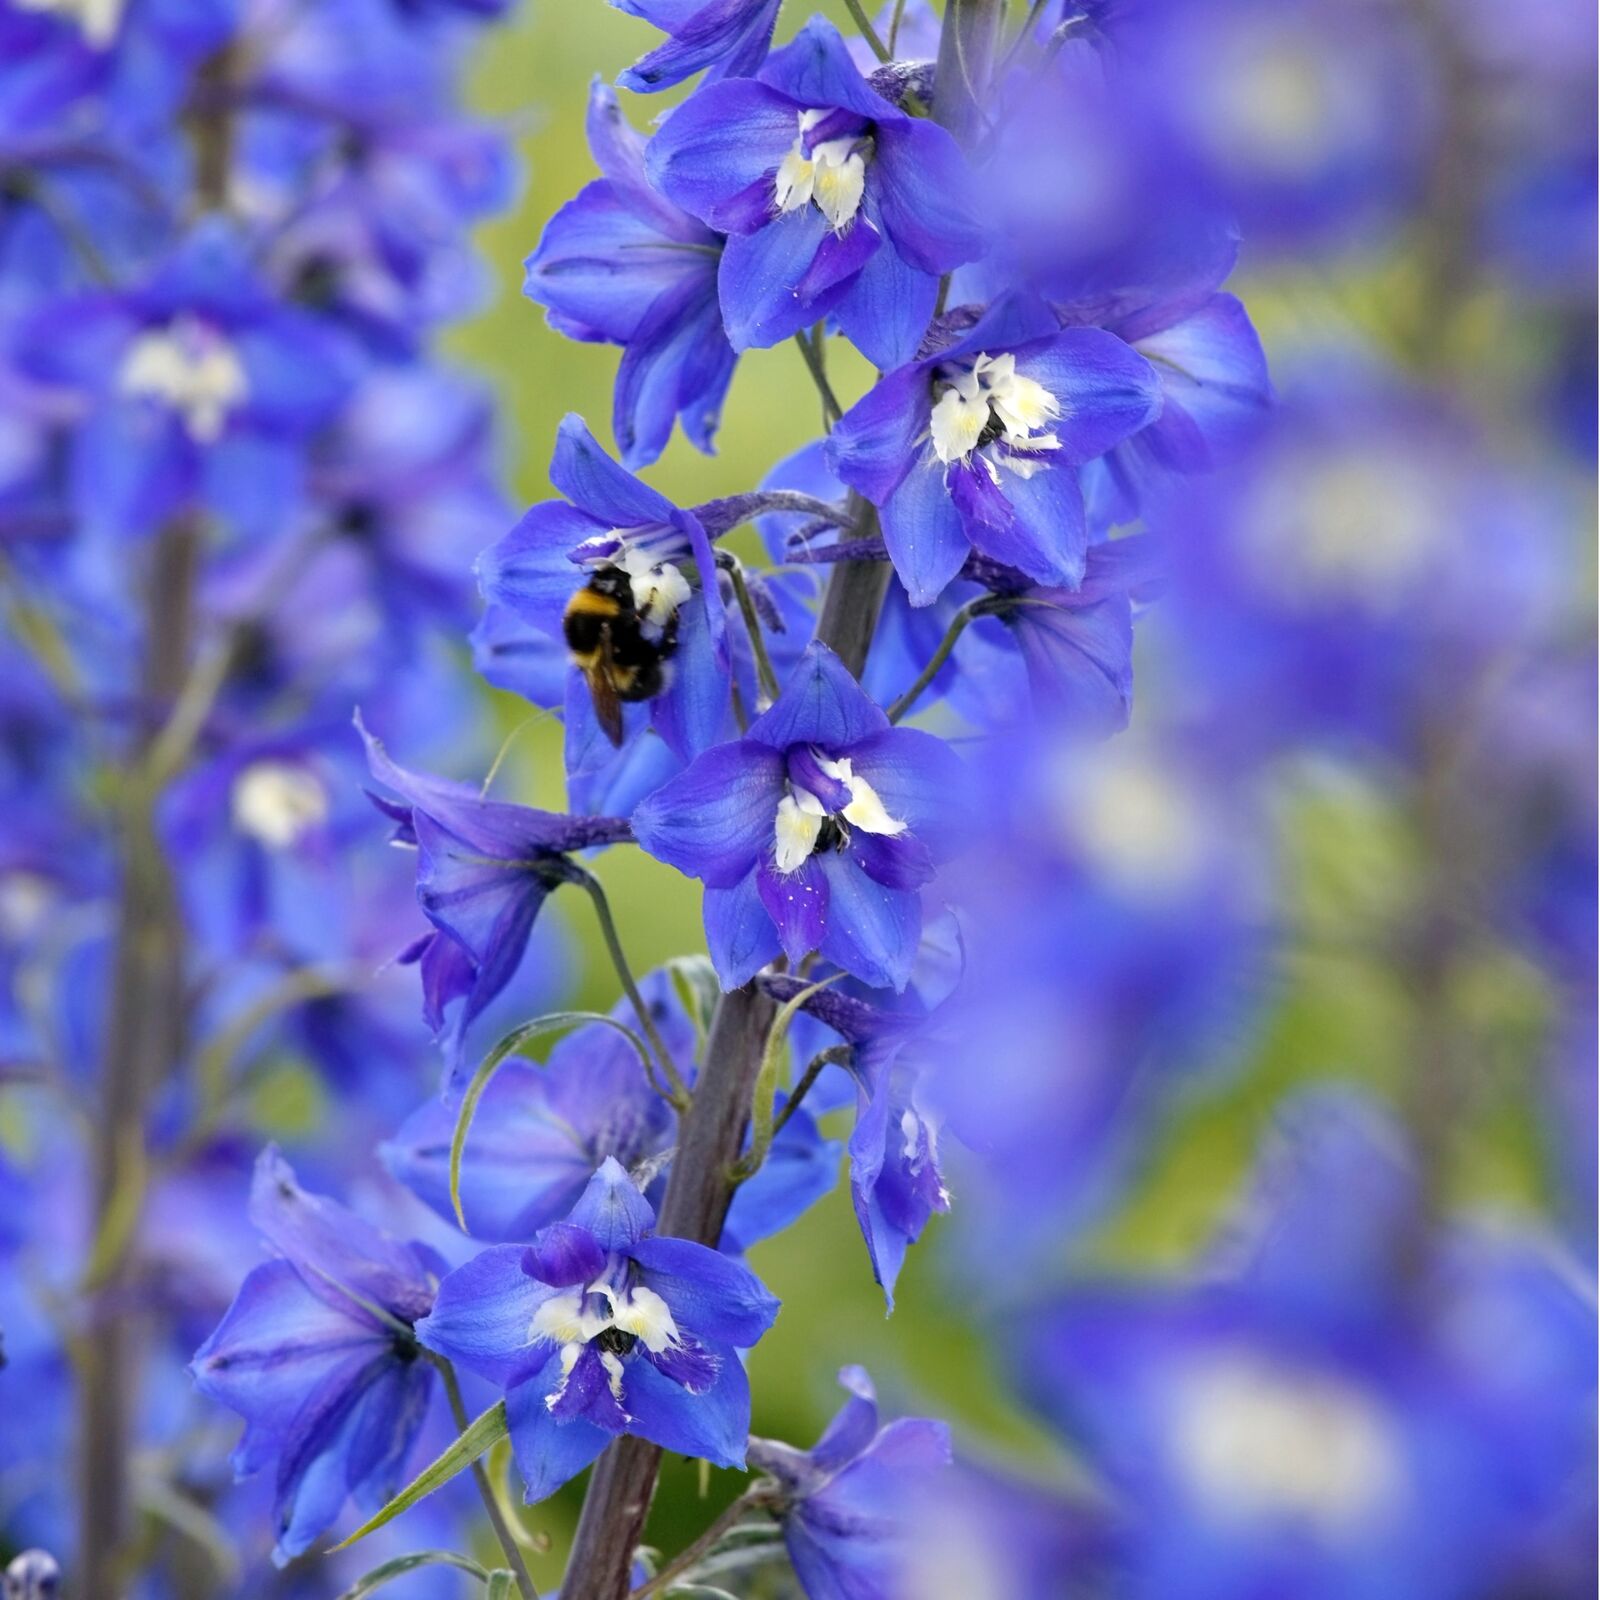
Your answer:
[118,316,248,444]
[0,871,54,941]
[930,352,1063,481]
[772,754,905,876]
[1244,450,1446,608]
[231,761,329,850]
[1200,36,1342,179]
[13,0,124,45]
[774,109,867,232]
[531,1278,683,1409]
[1067,746,1206,898]
[616,547,691,631]
[1168,1354,1404,1536]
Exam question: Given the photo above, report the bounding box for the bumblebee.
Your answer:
[562,562,683,747]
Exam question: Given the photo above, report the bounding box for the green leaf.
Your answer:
[451,1011,654,1229]
[485,1571,515,1600]
[665,954,720,1049]
[329,1402,509,1553]
[729,976,840,1183]
[335,1550,489,1599]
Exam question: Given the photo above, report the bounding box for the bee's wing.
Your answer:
[587,624,626,747]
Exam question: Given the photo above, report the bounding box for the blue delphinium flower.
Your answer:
[524,80,735,470]
[20,219,356,547]
[241,0,519,335]
[358,712,632,1090]
[748,1366,952,1600]
[762,975,948,1305]
[759,435,1167,731]
[476,413,730,761]
[1161,359,1565,765]
[1122,0,1439,253]
[1072,244,1272,533]
[826,295,1162,604]
[385,968,842,1251]
[416,1157,780,1501]
[1019,1091,1597,1600]
[299,363,509,655]
[931,717,1269,1285]
[191,1147,443,1564]
[645,16,984,368]
[384,997,680,1243]
[611,0,783,94]
[161,727,346,958]
[632,641,967,991]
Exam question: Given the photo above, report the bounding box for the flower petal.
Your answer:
[970,459,1088,590]
[248,1147,433,1325]
[549,412,680,528]
[623,1337,751,1467]
[718,207,843,352]
[567,1156,657,1250]
[704,869,783,989]
[1015,330,1163,466]
[646,78,801,231]
[879,454,971,607]
[506,1358,610,1503]
[746,641,888,751]
[414,1245,552,1385]
[826,364,928,506]
[870,117,985,273]
[632,740,786,888]
[815,853,922,991]
[829,201,938,371]
[629,1235,782,1346]
[523,1221,608,1289]
[191,1260,382,1480]
[757,853,829,965]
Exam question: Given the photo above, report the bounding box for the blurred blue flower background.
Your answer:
[0,1,1592,1597]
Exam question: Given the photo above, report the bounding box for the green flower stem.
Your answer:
[886,0,910,55]
[841,0,891,62]
[886,597,985,722]
[569,867,692,1108]
[720,557,782,705]
[432,1358,540,1600]
[792,328,844,430]
[627,1485,779,1600]
[771,1045,853,1141]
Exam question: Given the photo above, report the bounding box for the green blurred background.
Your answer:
[433,3,1558,1582]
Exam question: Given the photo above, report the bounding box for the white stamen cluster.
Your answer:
[13,0,124,45]
[773,755,905,876]
[531,1279,682,1410]
[930,352,1063,483]
[231,761,330,851]
[118,316,248,443]
[774,109,867,232]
